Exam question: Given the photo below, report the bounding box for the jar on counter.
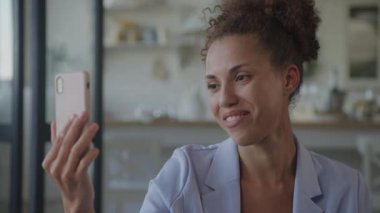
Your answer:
[353,89,378,121]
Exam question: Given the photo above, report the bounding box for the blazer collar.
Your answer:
[293,139,323,213]
[203,137,323,213]
[203,138,241,213]
[205,138,240,190]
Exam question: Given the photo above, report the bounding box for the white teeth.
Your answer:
[226,115,241,122]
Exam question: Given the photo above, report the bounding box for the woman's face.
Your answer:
[205,34,293,146]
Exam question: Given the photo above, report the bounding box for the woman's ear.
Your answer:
[282,65,300,96]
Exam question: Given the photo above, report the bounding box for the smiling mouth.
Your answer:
[223,112,249,127]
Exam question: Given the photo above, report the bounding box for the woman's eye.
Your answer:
[235,75,248,81]
[207,83,218,90]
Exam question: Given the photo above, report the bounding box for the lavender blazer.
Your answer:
[140,138,371,213]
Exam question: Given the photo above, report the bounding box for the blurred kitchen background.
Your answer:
[0,0,380,212]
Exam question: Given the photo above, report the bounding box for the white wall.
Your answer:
[103,0,214,121]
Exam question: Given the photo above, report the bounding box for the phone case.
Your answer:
[55,71,90,136]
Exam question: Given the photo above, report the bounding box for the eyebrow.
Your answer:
[205,64,249,80]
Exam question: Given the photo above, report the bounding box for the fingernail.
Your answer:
[91,123,99,131]
[71,114,77,121]
[79,111,87,121]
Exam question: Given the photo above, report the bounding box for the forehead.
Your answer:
[205,34,271,74]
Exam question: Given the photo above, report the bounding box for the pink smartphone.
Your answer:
[55,71,91,136]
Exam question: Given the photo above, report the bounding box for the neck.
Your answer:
[238,126,297,185]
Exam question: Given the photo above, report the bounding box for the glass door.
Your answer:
[0,0,14,125]
[0,0,24,212]
[27,0,103,212]
[43,0,100,212]
[45,0,96,122]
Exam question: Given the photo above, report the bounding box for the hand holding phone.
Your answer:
[43,71,98,213]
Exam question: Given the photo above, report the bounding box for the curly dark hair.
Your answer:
[201,0,320,101]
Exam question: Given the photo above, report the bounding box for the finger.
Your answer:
[62,112,89,148]
[55,115,75,145]
[51,116,80,178]
[42,130,62,176]
[75,148,99,177]
[44,136,65,179]
[42,136,62,172]
[62,123,99,178]
[77,123,99,150]
[53,113,88,171]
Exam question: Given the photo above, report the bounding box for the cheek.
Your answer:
[208,94,219,116]
[258,81,284,110]
[243,81,282,109]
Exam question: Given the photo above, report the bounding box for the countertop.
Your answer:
[105,118,380,130]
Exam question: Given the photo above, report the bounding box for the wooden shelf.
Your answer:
[103,41,192,51]
[105,119,380,129]
[104,2,193,13]
[106,119,219,128]
[106,180,147,191]
[291,119,380,129]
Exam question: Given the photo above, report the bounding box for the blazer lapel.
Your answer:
[293,139,323,213]
[200,138,324,213]
[202,139,241,213]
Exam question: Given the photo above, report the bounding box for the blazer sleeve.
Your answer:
[140,149,189,213]
[357,172,372,213]
[139,180,169,213]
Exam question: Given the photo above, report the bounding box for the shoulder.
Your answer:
[154,143,220,194]
[164,142,221,178]
[141,140,229,211]
[296,138,363,188]
[309,151,371,211]
[174,142,220,169]
[176,142,220,158]
[310,151,361,183]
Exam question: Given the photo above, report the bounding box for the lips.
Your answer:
[222,111,249,128]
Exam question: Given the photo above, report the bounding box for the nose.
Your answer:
[219,84,238,108]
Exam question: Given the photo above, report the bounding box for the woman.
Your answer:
[43,0,371,212]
